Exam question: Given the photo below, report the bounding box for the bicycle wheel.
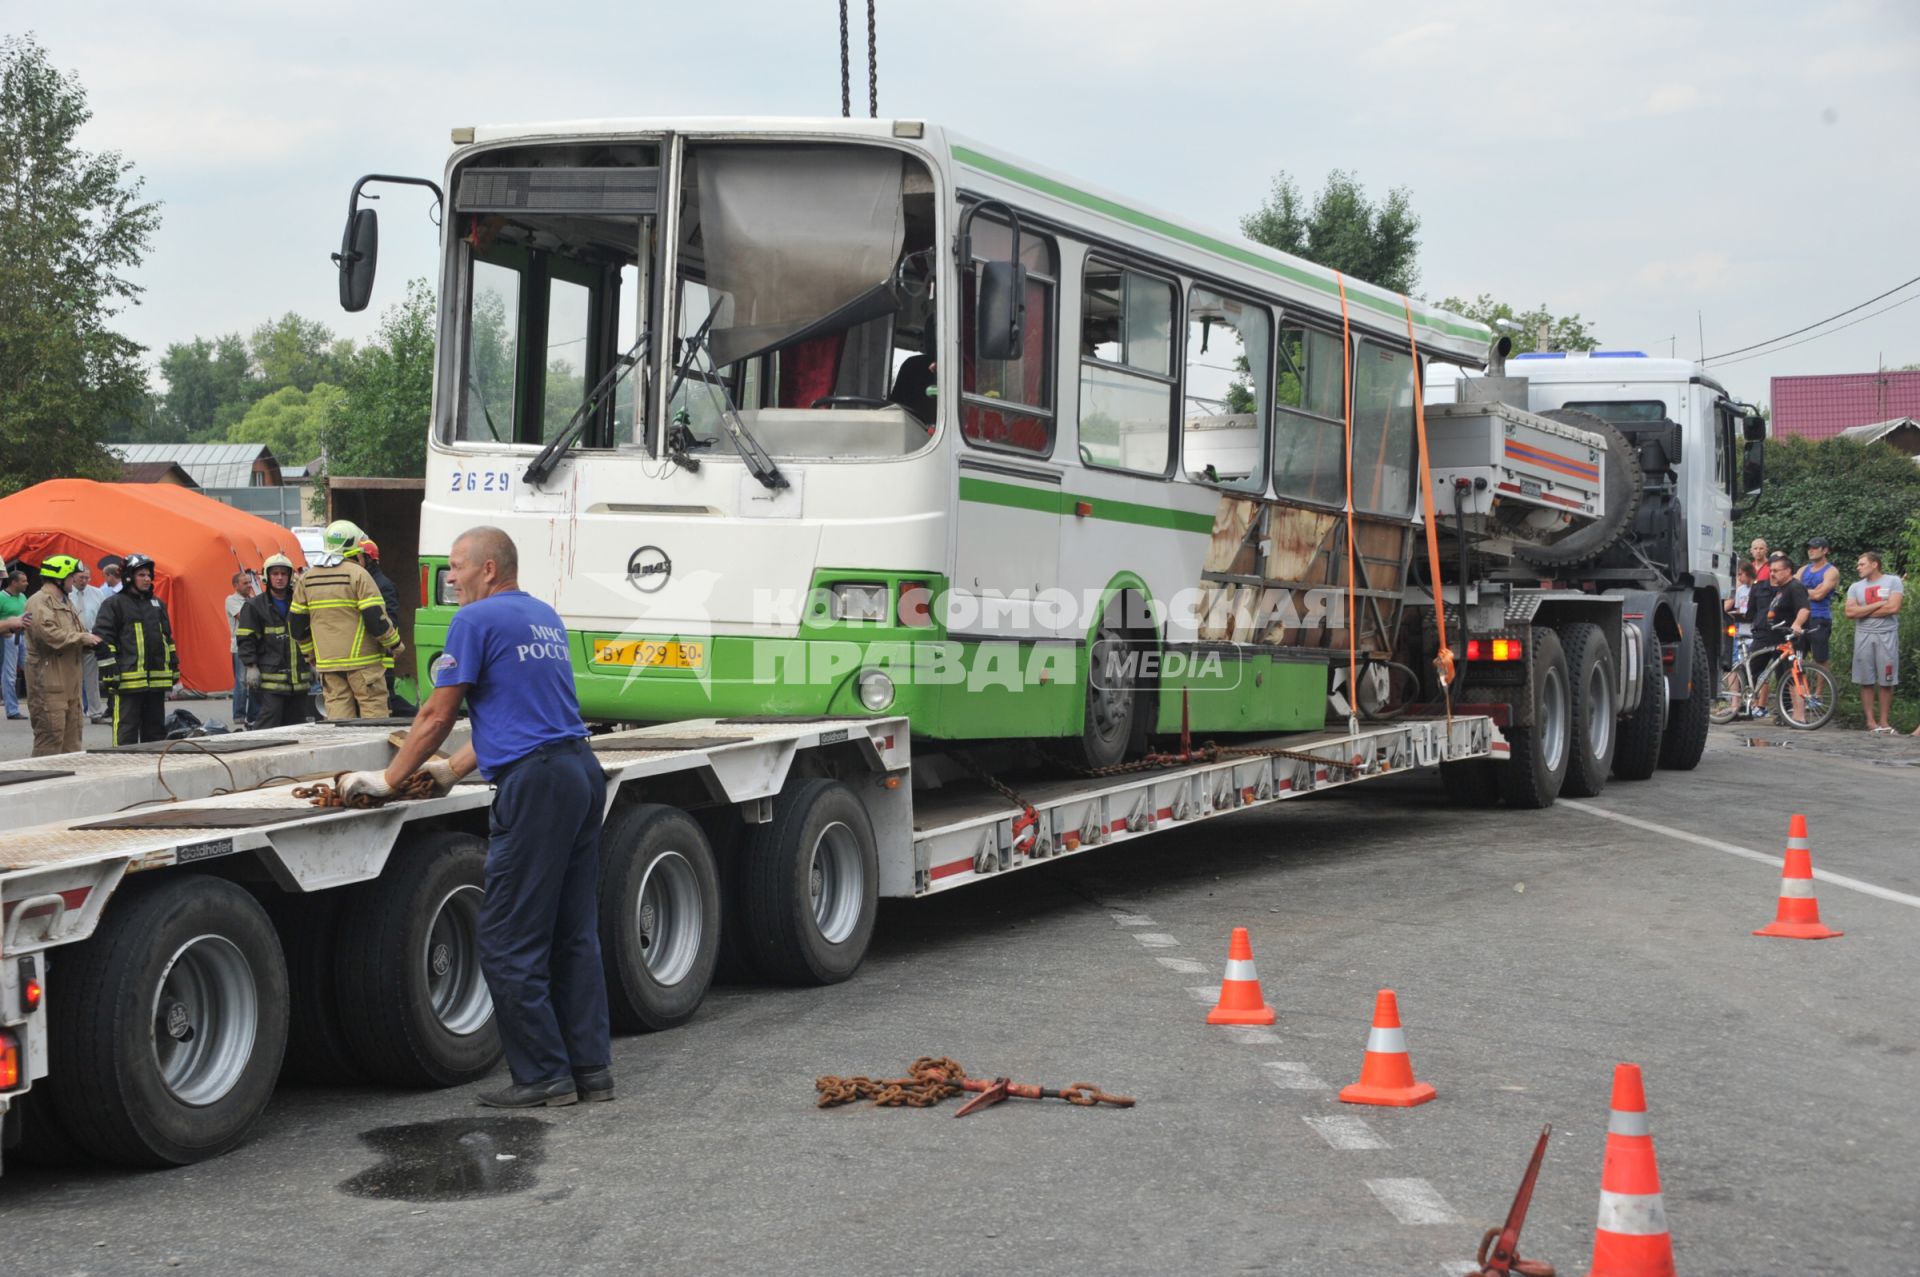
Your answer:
[1709,667,1747,725]
[1774,664,1837,729]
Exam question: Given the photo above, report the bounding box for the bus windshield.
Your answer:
[669,142,939,460]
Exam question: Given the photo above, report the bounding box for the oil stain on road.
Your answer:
[338,1116,550,1202]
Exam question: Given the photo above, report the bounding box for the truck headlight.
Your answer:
[857,668,895,711]
[829,582,889,623]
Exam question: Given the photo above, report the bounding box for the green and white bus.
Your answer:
[345,117,1490,766]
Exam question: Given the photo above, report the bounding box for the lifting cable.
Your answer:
[1333,271,1360,735]
[839,1,878,119]
[1400,294,1455,726]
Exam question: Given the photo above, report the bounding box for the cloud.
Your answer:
[1643,84,1705,116]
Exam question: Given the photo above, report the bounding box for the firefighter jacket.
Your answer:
[366,563,401,672]
[24,585,89,695]
[235,590,308,694]
[93,586,178,692]
[291,559,399,674]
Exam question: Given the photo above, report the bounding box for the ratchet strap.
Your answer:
[1333,272,1360,734]
[1400,294,1455,723]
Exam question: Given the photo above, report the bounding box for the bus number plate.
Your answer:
[592,639,706,670]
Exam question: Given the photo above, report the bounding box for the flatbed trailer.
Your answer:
[0,711,1500,1172]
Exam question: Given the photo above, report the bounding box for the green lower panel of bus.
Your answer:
[1154,646,1331,736]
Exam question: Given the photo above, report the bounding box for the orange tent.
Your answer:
[0,480,307,694]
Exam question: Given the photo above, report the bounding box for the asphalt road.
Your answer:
[4,723,1917,1276]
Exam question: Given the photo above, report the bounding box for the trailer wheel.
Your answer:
[1657,629,1711,771]
[599,804,721,1031]
[13,1090,90,1168]
[259,890,363,1085]
[333,830,500,1087]
[1499,628,1570,809]
[1439,758,1503,807]
[1558,622,1618,798]
[1613,660,1667,781]
[741,779,878,986]
[47,876,288,1167]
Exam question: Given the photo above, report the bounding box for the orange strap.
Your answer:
[1400,295,1455,710]
[1333,272,1359,730]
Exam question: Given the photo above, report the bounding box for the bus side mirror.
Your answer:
[333,207,379,313]
[976,259,1027,361]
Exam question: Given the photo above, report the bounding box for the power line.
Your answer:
[1703,272,1920,363]
[1707,290,1920,369]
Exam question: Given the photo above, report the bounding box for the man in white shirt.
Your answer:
[1844,551,1904,734]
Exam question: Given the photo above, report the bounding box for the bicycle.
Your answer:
[1709,636,1835,729]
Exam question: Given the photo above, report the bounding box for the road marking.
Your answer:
[1155,956,1207,974]
[1185,985,1219,1003]
[1110,911,1155,926]
[1303,1114,1389,1150]
[1561,800,1920,909]
[1260,1061,1330,1090]
[1439,1263,1482,1276]
[1225,1026,1281,1046]
[1134,932,1180,947]
[1365,1178,1464,1225]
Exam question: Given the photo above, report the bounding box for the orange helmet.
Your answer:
[358,537,380,561]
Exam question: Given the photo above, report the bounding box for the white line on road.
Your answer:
[1561,800,1920,909]
[1133,933,1181,947]
[1225,1026,1281,1046]
[1186,986,1219,1003]
[1155,956,1208,974]
[1303,1114,1390,1150]
[1365,1178,1464,1225]
[1110,911,1155,926]
[1260,1061,1330,1090]
[1439,1263,1482,1276]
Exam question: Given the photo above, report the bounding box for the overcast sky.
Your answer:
[19,0,1920,407]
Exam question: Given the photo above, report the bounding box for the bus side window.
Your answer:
[1351,340,1417,517]
[1182,288,1269,492]
[960,215,1055,456]
[1078,260,1176,474]
[1271,324,1346,507]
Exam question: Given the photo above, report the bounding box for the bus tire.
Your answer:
[599,804,721,1032]
[741,779,878,986]
[1499,628,1570,810]
[332,830,500,1087]
[1439,757,1504,807]
[1558,622,1617,798]
[47,875,288,1167]
[1066,619,1146,770]
[1613,658,1666,780]
[1658,629,1711,771]
[259,889,364,1084]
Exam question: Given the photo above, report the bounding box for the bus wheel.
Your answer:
[1658,630,1711,770]
[48,876,288,1167]
[333,830,500,1087]
[599,804,721,1031]
[1500,628,1570,809]
[741,779,878,986]
[1067,620,1144,770]
[1559,622,1618,798]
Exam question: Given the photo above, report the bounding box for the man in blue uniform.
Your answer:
[339,526,612,1108]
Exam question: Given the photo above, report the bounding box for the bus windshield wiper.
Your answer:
[668,315,788,492]
[524,331,650,489]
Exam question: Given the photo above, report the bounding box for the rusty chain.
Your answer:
[816,1057,1134,1111]
[294,770,438,809]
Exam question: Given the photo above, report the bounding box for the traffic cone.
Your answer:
[1337,989,1435,1107]
[1753,814,1842,939]
[1588,1062,1675,1277]
[1205,927,1276,1025]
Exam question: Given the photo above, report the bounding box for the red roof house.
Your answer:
[1771,371,1920,440]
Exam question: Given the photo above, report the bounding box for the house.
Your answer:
[1770,371,1920,441]
[107,444,302,527]
[115,460,200,487]
[1838,417,1920,459]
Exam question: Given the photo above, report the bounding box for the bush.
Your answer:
[1735,435,1920,573]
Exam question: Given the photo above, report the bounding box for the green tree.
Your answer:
[249,312,350,394]
[156,333,256,441]
[1436,293,1599,354]
[0,34,160,495]
[320,279,435,485]
[231,383,340,466]
[1241,169,1421,294]
[1734,435,1920,574]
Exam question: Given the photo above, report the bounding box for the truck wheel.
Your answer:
[1499,628,1570,809]
[599,804,721,1031]
[1439,758,1503,806]
[1558,622,1618,798]
[13,1090,90,1168]
[259,890,363,1084]
[47,876,288,1167]
[333,830,500,1087]
[1658,630,1710,771]
[741,779,878,986]
[1613,658,1667,780]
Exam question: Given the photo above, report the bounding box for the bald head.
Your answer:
[448,526,519,604]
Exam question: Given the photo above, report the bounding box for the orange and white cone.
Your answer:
[1753,813,1842,940]
[1588,1062,1675,1277]
[1205,927,1276,1025]
[1337,989,1435,1107]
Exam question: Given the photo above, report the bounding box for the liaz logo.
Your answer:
[628,546,671,594]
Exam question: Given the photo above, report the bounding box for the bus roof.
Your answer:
[459,116,1493,363]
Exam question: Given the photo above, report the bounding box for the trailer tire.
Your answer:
[599,804,721,1031]
[1558,622,1618,798]
[1499,628,1570,809]
[1658,629,1711,771]
[13,1090,90,1168]
[333,830,500,1087]
[47,875,288,1167]
[1613,660,1667,781]
[741,779,878,986]
[259,890,364,1084]
[1439,758,1504,807]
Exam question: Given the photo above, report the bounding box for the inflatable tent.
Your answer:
[0,480,307,694]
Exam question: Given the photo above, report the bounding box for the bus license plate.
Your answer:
[592,639,706,670]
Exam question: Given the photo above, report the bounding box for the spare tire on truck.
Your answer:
[1517,410,1644,570]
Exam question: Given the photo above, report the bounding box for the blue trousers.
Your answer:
[231,652,252,727]
[481,737,611,1085]
[3,633,21,716]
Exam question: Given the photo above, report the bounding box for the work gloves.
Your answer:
[337,770,394,803]
[419,758,461,797]
[244,666,262,689]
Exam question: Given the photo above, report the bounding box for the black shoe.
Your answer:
[477,1077,578,1108]
[572,1068,615,1102]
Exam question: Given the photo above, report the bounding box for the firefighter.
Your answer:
[92,553,177,745]
[359,536,409,714]
[236,553,310,729]
[291,521,403,719]
[24,554,101,755]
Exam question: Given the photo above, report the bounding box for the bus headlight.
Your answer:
[856,668,895,711]
[829,582,889,623]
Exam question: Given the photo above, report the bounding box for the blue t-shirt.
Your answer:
[431,590,586,778]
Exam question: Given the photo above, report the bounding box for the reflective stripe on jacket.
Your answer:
[290,560,398,672]
[92,588,177,691]
[235,591,308,693]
